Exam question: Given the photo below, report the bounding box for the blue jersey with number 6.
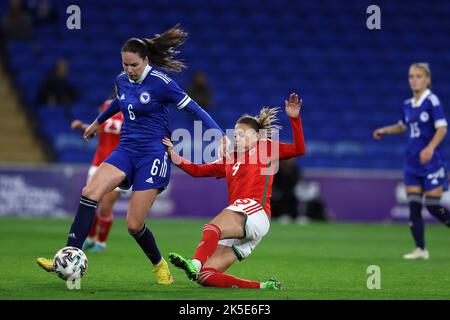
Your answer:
[100,64,223,191]
[399,89,447,175]
[115,65,203,155]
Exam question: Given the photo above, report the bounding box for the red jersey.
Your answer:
[173,116,306,218]
[92,100,124,166]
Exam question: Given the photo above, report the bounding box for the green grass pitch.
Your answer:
[1,217,449,300]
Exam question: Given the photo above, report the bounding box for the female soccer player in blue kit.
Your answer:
[373,63,450,260]
[37,25,225,284]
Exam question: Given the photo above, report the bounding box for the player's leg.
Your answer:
[193,209,245,267]
[37,162,126,272]
[197,245,281,289]
[67,163,125,249]
[92,189,121,252]
[191,199,271,271]
[83,213,98,250]
[403,182,429,260]
[424,185,450,227]
[126,189,173,284]
[169,209,244,280]
[83,166,100,251]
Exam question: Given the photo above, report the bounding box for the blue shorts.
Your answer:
[104,147,171,192]
[404,166,449,192]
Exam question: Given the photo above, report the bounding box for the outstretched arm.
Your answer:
[96,97,120,124]
[162,138,226,178]
[271,93,306,160]
[373,123,407,140]
[83,97,120,140]
[71,119,89,132]
[182,100,225,136]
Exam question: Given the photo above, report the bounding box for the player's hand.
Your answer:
[71,119,83,130]
[285,92,302,118]
[83,120,100,141]
[218,135,231,159]
[162,137,174,154]
[420,146,434,164]
[373,128,384,140]
[162,137,183,165]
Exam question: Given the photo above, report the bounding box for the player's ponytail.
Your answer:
[237,107,282,139]
[257,107,282,139]
[122,24,188,73]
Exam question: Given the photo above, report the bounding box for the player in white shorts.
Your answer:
[165,93,306,289]
[219,198,270,260]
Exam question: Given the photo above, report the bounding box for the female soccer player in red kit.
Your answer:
[71,98,125,252]
[163,93,305,289]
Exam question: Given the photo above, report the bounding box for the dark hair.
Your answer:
[237,107,282,139]
[121,24,188,73]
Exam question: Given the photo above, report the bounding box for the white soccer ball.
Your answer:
[53,246,88,281]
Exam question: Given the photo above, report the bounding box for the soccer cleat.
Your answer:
[168,252,199,281]
[36,257,54,272]
[261,276,283,290]
[153,258,174,285]
[82,239,95,251]
[403,247,430,260]
[91,242,106,252]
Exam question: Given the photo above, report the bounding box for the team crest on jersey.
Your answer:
[140,91,151,104]
[420,111,429,122]
[249,148,256,156]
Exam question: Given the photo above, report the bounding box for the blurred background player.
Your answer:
[165,93,305,289]
[37,58,79,110]
[271,158,301,224]
[71,95,125,252]
[186,71,213,110]
[373,63,450,260]
[36,25,225,285]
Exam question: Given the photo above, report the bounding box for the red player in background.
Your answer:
[71,98,125,252]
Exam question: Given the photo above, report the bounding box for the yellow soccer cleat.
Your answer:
[153,258,174,285]
[36,258,54,272]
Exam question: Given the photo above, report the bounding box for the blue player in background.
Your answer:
[373,63,450,260]
[37,25,225,284]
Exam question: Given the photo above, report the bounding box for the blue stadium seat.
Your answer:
[5,0,449,169]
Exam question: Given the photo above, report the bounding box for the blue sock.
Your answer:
[130,224,162,265]
[66,195,98,249]
[425,196,450,227]
[408,193,425,249]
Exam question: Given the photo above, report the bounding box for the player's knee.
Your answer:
[202,223,222,238]
[126,218,144,234]
[100,201,114,213]
[82,185,100,201]
[99,209,113,219]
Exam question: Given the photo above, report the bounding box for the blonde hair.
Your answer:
[410,62,432,89]
[237,107,282,139]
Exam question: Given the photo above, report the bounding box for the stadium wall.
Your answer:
[0,165,447,222]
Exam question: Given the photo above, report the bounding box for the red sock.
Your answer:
[87,211,99,238]
[197,267,261,289]
[193,224,221,265]
[97,211,113,243]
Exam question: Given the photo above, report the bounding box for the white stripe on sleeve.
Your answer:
[435,119,448,128]
[177,96,192,110]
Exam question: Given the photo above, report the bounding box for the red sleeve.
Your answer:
[171,152,226,179]
[100,99,112,112]
[271,116,306,160]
